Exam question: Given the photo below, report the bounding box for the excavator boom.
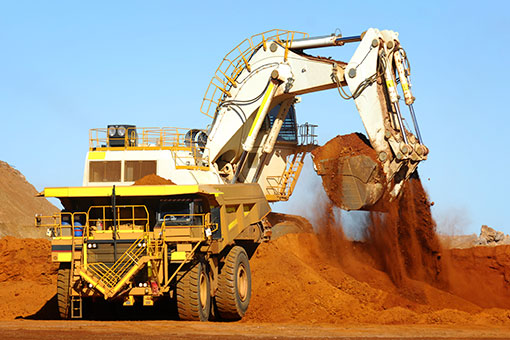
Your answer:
[203,28,427,210]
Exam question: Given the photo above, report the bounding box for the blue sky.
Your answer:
[1,1,508,236]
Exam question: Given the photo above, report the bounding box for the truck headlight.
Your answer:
[108,127,116,137]
[117,126,126,137]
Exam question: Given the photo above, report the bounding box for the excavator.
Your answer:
[201,28,426,210]
[36,28,427,321]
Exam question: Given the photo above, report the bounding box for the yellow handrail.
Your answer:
[200,29,308,119]
[86,205,149,236]
[35,212,87,239]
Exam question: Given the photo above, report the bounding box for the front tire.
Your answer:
[176,261,211,321]
[57,264,71,319]
[216,246,251,320]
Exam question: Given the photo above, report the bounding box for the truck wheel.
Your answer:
[57,264,71,319]
[176,261,210,321]
[216,246,251,320]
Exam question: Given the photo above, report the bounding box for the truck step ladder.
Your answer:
[70,296,82,319]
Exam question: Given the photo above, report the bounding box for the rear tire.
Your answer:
[57,264,71,319]
[176,261,211,321]
[216,246,251,320]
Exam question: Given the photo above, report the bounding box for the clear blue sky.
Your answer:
[1,1,508,236]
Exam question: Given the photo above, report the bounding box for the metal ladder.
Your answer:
[267,150,307,201]
[70,296,82,319]
[70,236,82,318]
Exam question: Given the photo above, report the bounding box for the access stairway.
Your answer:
[79,235,162,299]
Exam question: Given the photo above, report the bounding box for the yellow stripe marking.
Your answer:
[248,82,275,136]
[44,185,204,198]
[228,219,238,230]
[88,152,106,160]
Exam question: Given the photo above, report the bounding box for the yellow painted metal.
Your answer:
[43,185,202,198]
[90,126,206,150]
[162,241,201,291]
[79,270,107,295]
[224,74,237,88]
[248,82,275,136]
[35,211,86,240]
[56,252,72,262]
[170,251,186,261]
[265,148,307,201]
[86,205,149,235]
[88,152,106,160]
[83,235,152,298]
[143,295,154,306]
[240,50,251,72]
[228,218,238,230]
[123,295,135,306]
[200,29,308,118]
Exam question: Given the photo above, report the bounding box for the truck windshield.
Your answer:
[158,199,203,226]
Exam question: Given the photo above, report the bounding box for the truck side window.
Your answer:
[210,206,221,240]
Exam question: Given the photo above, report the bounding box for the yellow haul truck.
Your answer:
[37,183,270,321]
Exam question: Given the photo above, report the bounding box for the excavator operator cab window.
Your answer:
[267,104,298,143]
[156,197,204,227]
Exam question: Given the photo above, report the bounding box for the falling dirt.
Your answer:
[364,175,447,290]
[133,174,176,185]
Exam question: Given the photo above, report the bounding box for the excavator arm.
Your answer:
[202,28,427,210]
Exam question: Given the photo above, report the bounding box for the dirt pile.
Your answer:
[133,174,176,185]
[0,236,57,319]
[0,161,58,238]
[245,232,510,325]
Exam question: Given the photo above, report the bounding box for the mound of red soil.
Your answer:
[133,174,176,185]
[0,236,57,319]
[0,161,58,238]
[245,232,510,325]
[447,245,510,309]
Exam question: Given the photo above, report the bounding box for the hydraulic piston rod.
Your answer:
[289,34,362,50]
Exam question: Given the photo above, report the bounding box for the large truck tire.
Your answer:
[57,264,71,319]
[216,246,251,320]
[176,261,211,321]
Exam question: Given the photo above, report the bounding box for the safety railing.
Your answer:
[299,122,318,146]
[201,29,308,118]
[89,126,211,171]
[89,127,207,150]
[35,212,87,239]
[87,205,149,236]
[171,147,211,171]
[160,213,217,239]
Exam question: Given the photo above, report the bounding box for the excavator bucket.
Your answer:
[311,133,385,211]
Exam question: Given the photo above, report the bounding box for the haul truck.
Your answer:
[38,183,270,321]
[36,28,427,321]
